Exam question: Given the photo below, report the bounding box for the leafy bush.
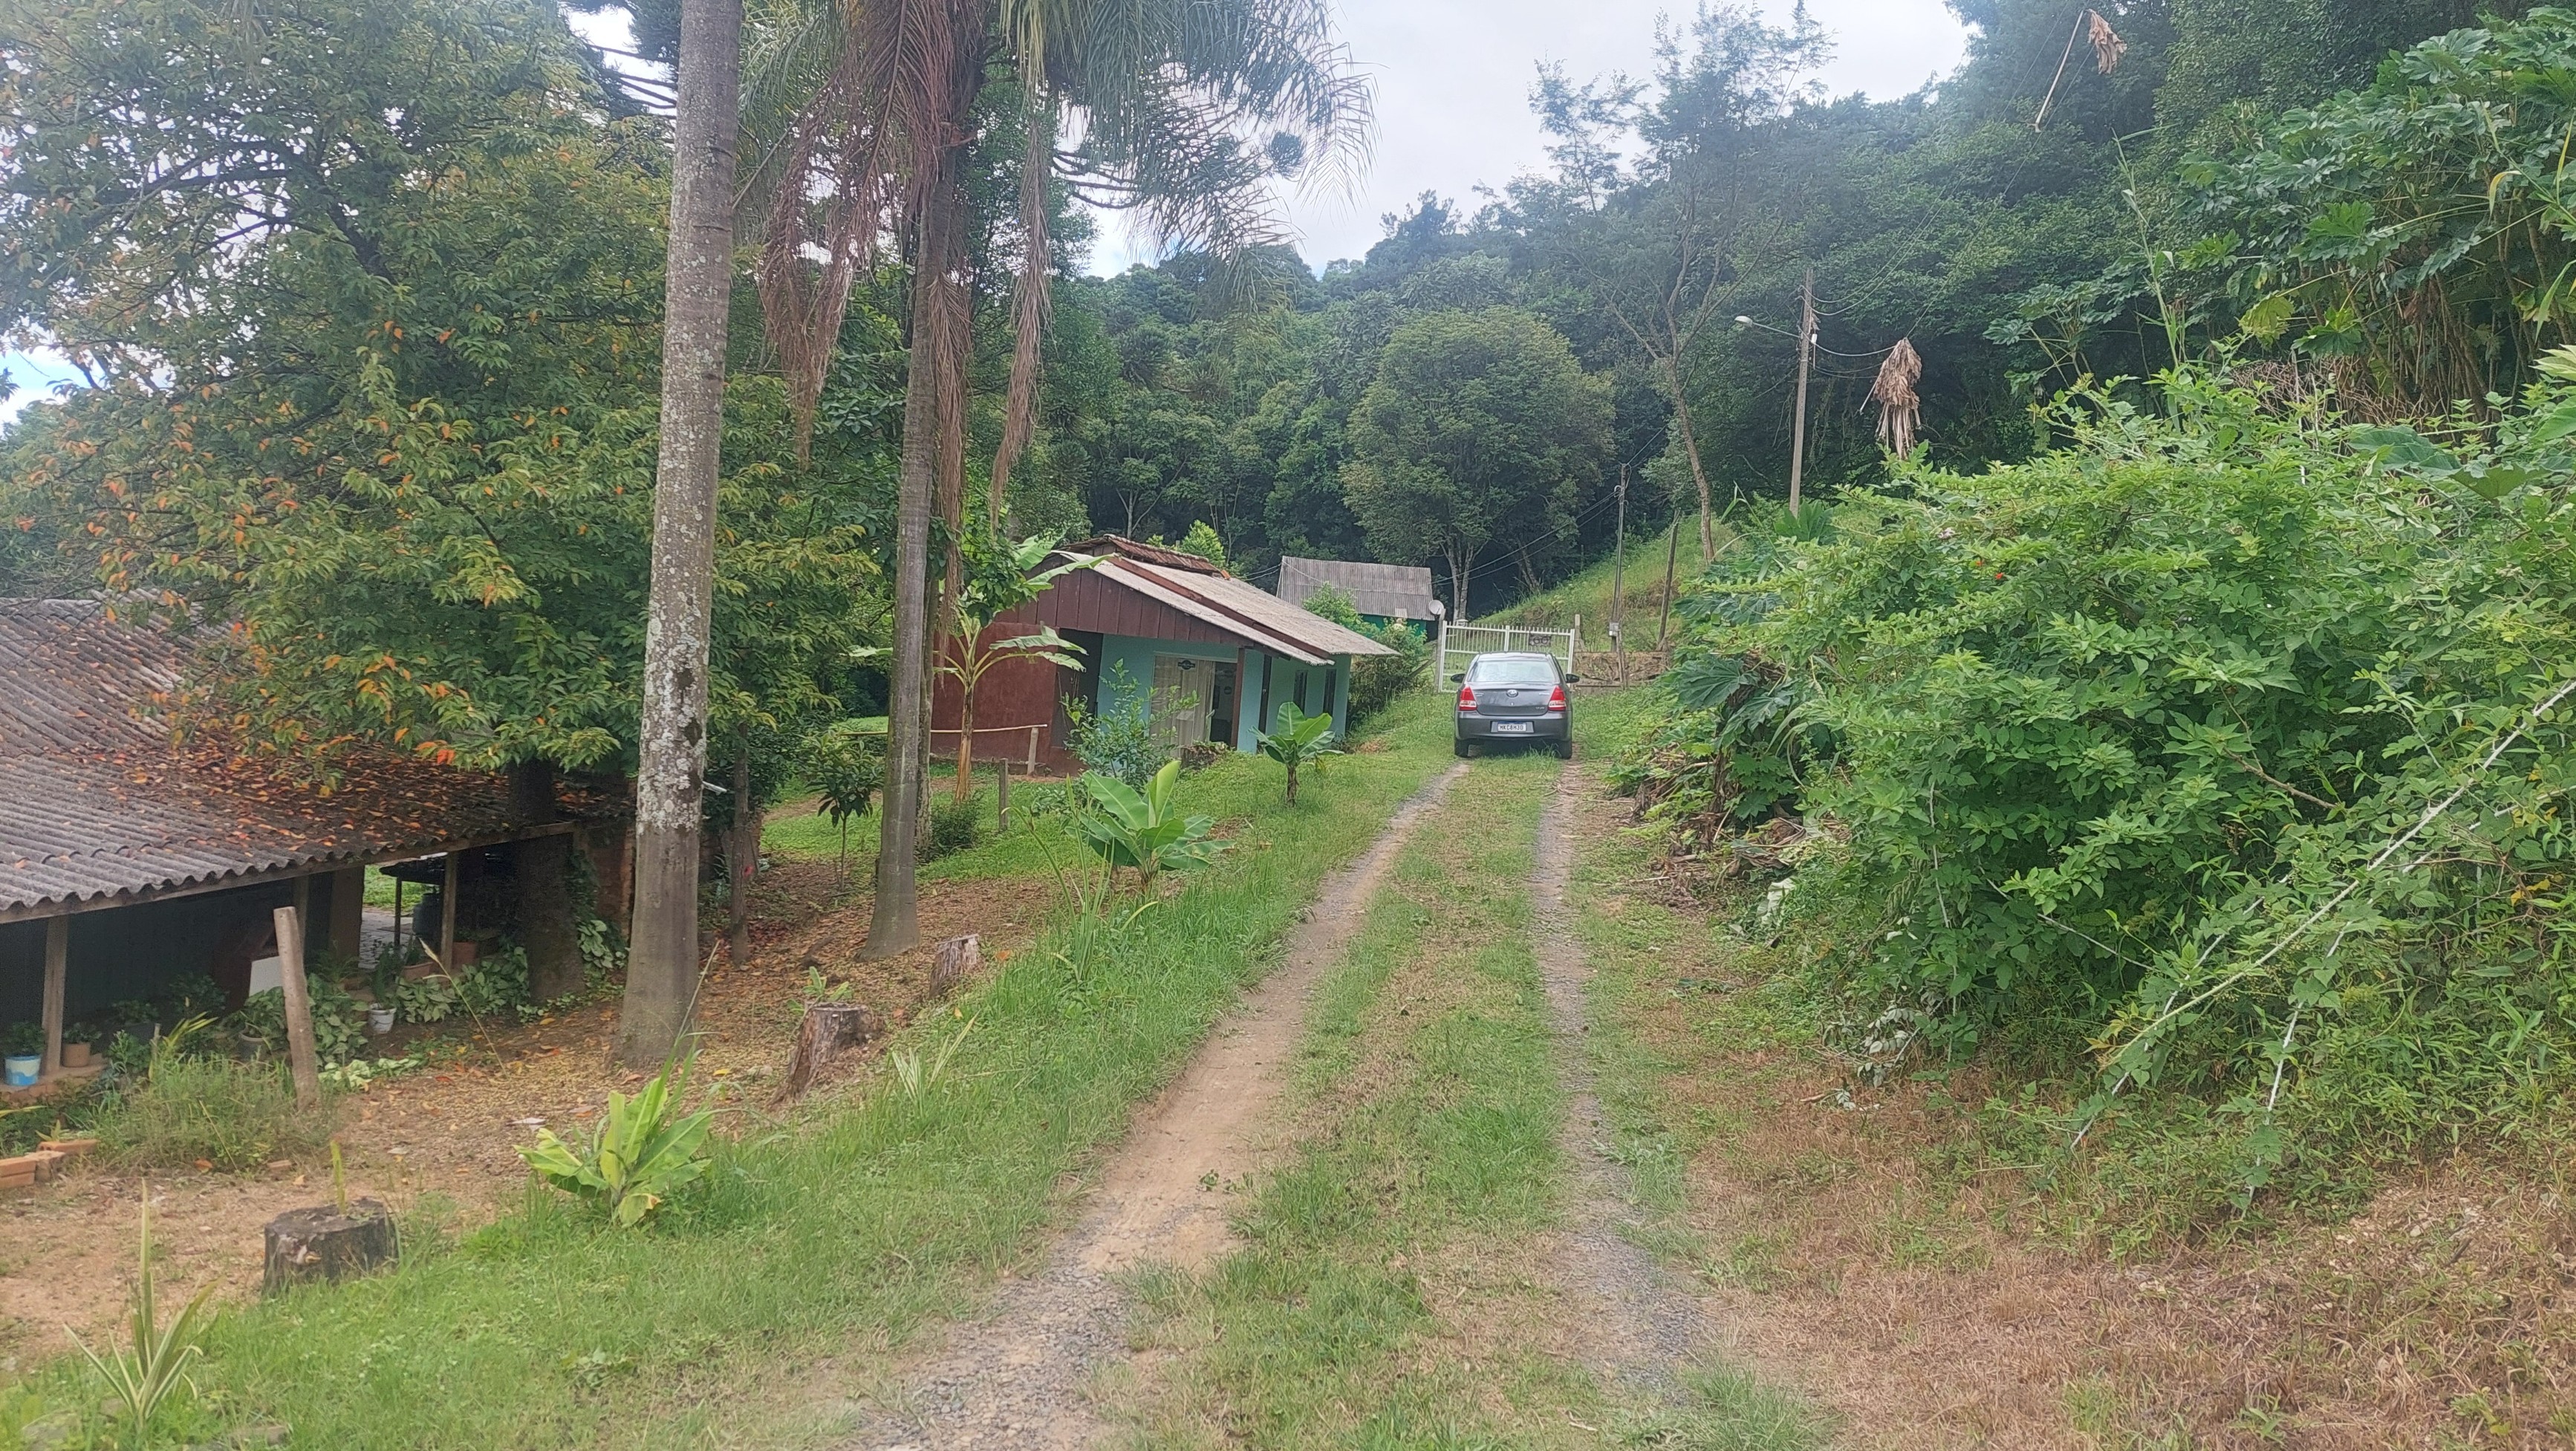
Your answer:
[1301,583,1428,721]
[923,797,984,860]
[1636,370,2576,1190]
[230,972,365,1066]
[91,1020,335,1171]
[518,1061,715,1227]
[0,1019,40,1056]
[1064,661,1163,788]
[388,944,532,1025]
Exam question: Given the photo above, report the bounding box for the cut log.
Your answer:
[774,1002,879,1103]
[262,1200,397,1293]
[931,933,980,998]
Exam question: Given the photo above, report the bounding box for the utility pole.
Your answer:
[1788,266,1816,513]
[1611,466,1627,678]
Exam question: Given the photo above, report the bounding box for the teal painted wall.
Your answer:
[1084,634,1356,753]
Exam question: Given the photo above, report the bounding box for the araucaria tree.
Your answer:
[748,0,1370,956]
[1342,308,1611,616]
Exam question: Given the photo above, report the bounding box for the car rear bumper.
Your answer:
[1455,713,1570,742]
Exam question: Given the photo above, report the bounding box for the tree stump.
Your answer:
[931,933,980,998]
[262,1199,396,1293]
[775,1002,879,1103]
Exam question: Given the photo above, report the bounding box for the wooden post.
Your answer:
[272,905,323,1111]
[1789,266,1815,513]
[997,756,1011,832]
[39,917,66,1082]
[1026,723,1039,773]
[438,852,459,969]
[1656,520,1681,651]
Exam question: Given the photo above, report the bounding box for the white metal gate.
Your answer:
[1433,617,1580,686]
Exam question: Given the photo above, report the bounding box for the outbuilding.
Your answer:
[0,600,627,1091]
[1272,556,1437,632]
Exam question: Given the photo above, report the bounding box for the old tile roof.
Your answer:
[1,600,614,921]
[1274,556,1437,622]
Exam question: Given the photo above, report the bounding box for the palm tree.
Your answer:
[619,0,748,1068]
[746,0,1370,956]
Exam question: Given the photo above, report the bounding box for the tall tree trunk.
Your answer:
[1515,543,1541,594]
[727,750,757,969]
[868,160,968,959]
[513,761,583,1002]
[1667,351,1716,563]
[619,0,744,1066]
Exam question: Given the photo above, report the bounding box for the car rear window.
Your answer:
[1467,658,1556,686]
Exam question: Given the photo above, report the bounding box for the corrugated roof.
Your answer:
[0,600,614,920]
[1275,556,1437,622]
[1117,561,1393,661]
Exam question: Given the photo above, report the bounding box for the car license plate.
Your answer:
[1489,721,1534,735]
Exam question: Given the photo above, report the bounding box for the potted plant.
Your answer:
[366,950,403,1035]
[2,1021,42,1087]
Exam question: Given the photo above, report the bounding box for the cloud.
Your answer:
[1087,0,1970,273]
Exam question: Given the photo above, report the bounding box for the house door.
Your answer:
[1150,655,1211,750]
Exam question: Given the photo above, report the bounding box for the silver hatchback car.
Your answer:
[1451,652,1575,759]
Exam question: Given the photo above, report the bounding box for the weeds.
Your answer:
[887,1017,975,1101]
[89,1019,335,1171]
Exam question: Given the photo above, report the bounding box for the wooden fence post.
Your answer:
[272,904,323,1112]
[997,757,1011,831]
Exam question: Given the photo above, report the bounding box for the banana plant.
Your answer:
[518,1058,716,1227]
[1070,759,1229,892]
[1255,702,1341,803]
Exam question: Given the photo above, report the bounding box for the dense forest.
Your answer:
[10,0,2551,637]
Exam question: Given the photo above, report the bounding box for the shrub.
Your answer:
[230,971,366,1066]
[91,1022,335,1171]
[1636,370,2576,1189]
[1301,585,1428,722]
[923,797,984,860]
[1064,661,1163,788]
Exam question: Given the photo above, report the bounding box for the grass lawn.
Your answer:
[6,695,1459,1450]
[1114,701,1822,1447]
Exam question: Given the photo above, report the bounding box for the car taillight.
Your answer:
[1457,684,1477,710]
[1547,683,1568,712]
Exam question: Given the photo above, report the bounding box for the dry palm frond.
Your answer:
[1870,338,1923,460]
[2087,9,2126,74]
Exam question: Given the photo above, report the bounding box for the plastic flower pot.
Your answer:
[368,1007,397,1036]
[2,1054,37,1088]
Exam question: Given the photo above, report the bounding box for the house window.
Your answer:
[1293,670,1310,712]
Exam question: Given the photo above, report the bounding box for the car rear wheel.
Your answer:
[1553,739,1574,760]
[1454,738,1476,759]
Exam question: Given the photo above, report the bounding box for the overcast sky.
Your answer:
[0,1,1974,421]
[1098,0,1974,271]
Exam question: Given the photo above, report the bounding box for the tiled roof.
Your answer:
[0,600,614,920]
[1275,556,1437,622]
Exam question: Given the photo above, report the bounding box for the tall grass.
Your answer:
[90,1029,336,1172]
[78,696,1457,1449]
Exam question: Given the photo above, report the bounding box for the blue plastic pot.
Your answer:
[1,1054,38,1088]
